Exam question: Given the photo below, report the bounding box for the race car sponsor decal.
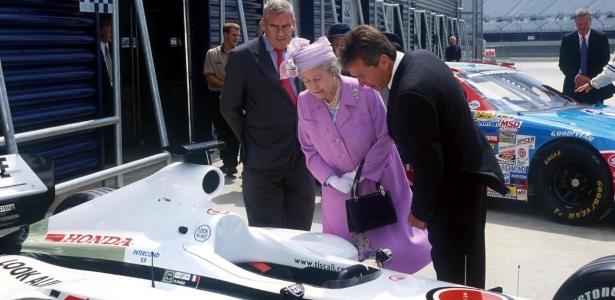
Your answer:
[500,164,528,173]
[281,283,305,298]
[516,135,535,149]
[550,130,594,142]
[516,145,530,167]
[485,135,499,144]
[499,119,522,131]
[468,100,481,110]
[476,120,501,128]
[0,258,62,287]
[509,172,528,185]
[499,131,516,144]
[388,274,407,281]
[129,249,160,264]
[293,257,343,272]
[206,208,229,215]
[194,225,211,242]
[49,290,87,300]
[473,111,496,120]
[487,186,517,200]
[608,154,615,168]
[517,188,528,201]
[426,286,514,300]
[496,152,515,163]
[44,233,133,247]
[573,286,615,299]
[507,186,517,198]
[162,269,200,288]
[0,203,16,214]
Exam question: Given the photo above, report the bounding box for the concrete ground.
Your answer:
[62,61,614,300]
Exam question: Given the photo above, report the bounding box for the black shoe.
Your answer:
[221,165,238,178]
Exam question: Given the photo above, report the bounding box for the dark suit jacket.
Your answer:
[445,45,461,62]
[387,50,507,223]
[559,29,614,104]
[221,35,303,169]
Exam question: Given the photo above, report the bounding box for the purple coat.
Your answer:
[297,76,431,274]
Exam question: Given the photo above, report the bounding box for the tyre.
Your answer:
[52,187,115,215]
[553,255,615,300]
[532,142,613,225]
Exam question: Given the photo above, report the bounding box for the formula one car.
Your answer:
[0,142,520,300]
[450,62,615,225]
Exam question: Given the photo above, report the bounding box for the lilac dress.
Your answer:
[297,76,431,274]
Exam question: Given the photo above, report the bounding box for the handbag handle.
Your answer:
[351,160,365,200]
[351,160,385,200]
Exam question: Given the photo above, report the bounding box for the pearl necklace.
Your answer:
[324,80,341,110]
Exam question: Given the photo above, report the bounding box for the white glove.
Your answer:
[342,171,365,183]
[326,175,353,194]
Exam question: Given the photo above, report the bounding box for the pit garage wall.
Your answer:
[205,0,461,51]
[305,0,461,57]
[0,0,105,181]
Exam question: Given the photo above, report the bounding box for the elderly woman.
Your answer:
[281,36,431,274]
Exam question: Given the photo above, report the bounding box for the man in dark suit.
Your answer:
[445,36,462,62]
[221,0,315,230]
[99,19,113,104]
[559,8,614,105]
[339,25,507,288]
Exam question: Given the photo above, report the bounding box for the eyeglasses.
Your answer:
[265,24,293,33]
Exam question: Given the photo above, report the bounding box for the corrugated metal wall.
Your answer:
[414,0,458,17]
[313,0,342,38]
[0,0,103,181]
[208,0,264,47]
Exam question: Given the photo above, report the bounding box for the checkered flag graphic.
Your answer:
[80,0,113,14]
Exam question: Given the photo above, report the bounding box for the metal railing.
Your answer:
[374,0,406,51]
[0,0,172,197]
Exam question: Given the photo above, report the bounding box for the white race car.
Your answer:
[0,143,558,299]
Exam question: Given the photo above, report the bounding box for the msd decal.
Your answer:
[500,119,522,131]
[44,233,133,247]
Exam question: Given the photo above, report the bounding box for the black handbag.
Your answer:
[345,160,397,233]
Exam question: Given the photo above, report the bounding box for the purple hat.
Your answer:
[280,36,337,79]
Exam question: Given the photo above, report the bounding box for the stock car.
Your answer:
[449,62,615,225]
[0,144,523,300]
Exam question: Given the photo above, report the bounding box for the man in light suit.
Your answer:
[221,0,315,230]
[339,25,507,288]
[559,8,614,105]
